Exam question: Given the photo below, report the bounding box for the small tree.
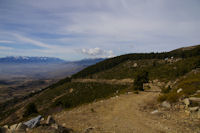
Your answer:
[23,102,38,117]
[133,70,149,91]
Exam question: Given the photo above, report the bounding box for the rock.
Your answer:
[151,110,159,114]
[177,88,182,93]
[16,122,27,131]
[41,117,45,121]
[179,105,185,109]
[189,107,199,112]
[189,97,200,103]
[26,128,29,132]
[46,115,55,125]
[10,124,18,131]
[196,90,200,93]
[51,123,59,129]
[116,90,119,94]
[133,63,138,67]
[85,127,94,133]
[161,101,171,108]
[185,110,190,116]
[3,125,8,129]
[24,115,42,128]
[128,92,132,94]
[183,98,190,108]
[69,88,73,93]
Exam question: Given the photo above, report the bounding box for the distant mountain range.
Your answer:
[0,56,105,65]
[0,56,66,64]
[0,56,105,79]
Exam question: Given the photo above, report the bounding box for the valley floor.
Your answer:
[53,86,200,133]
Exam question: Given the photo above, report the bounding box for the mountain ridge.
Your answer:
[0,56,66,64]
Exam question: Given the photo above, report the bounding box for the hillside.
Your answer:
[0,45,200,132]
[72,45,200,79]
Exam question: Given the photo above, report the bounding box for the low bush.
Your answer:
[158,92,180,103]
[166,92,180,103]
[23,102,38,117]
[133,70,149,91]
[157,94,167,102]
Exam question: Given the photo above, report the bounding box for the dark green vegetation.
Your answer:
[32,82,128,110]
[23,103,38,117]
[158,69,200,103]
[73,55,200,82]
[133,70,149,91]
[52,82,128,108]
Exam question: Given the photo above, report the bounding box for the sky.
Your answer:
[0,0,200,61]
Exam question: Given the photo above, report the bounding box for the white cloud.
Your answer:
[81,47,114,58]
[0,46,13,50]
[0,40,13,43]
[12,33,76,55]
[13,34,55,49]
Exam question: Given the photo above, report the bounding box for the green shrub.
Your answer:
[166,92,180,103]
[158,92,180,103]
[23,103,38,117]
[133,70,149,91]
[157,94,167,102]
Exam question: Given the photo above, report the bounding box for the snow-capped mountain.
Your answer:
[0,56,66,64]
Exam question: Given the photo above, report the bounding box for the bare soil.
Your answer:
[54,86,200,133]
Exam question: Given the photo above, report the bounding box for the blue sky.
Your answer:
[0,0,200,60]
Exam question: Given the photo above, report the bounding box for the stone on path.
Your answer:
[161,101,171,108]
[24,115,42,128]
[46,115,55,125]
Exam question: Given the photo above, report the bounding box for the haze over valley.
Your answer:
[0,56,104,102]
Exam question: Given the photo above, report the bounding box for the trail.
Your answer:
[72,78,133,85]
[54,85,199,133]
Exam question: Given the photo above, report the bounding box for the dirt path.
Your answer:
[54,88,199,133]
[72,78,133,85]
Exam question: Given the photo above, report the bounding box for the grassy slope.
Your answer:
[0,81,129,125]
[158,69,200,103]
[84,56,200,81]
[72,45,200,79]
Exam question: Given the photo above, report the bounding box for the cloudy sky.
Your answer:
[0,0,199,60]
